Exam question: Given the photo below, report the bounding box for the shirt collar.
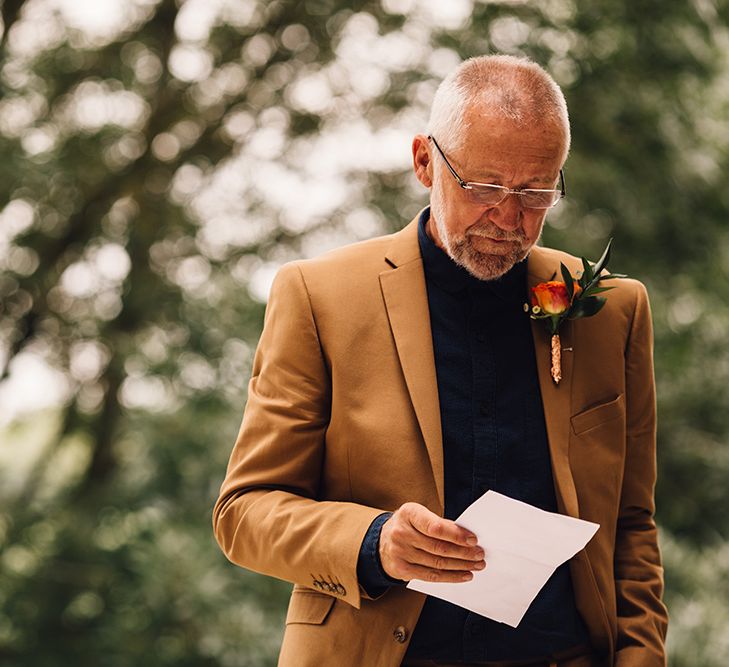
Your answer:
[417,207,528,302]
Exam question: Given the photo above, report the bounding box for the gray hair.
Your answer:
[426,55,570,161]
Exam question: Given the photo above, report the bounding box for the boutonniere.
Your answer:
[525,239,627,384]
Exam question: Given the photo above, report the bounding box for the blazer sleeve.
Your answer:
[614,281,669,665]
[212,262,384,609]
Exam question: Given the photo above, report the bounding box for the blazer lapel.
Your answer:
[379,217,445,513]
[528,246,581,519]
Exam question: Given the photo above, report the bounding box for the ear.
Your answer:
[412,134,433,188]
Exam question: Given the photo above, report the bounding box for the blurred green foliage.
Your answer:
[1,0,728,665]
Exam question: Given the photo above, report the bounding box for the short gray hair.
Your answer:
[427,55,570,161]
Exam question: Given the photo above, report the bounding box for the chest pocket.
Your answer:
[285,590,336,625]
[571,394,625,435]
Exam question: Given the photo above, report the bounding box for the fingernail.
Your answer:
[462,572,473,581]
[466,536,477,545]
[474,561,486,570]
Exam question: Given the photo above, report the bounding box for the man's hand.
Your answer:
[379,502,486,583]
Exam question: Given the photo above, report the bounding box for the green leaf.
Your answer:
[580,257,594,288]
[568,296,607,320]
[591,238,613,277]
[598,272,628,280]
[560,262,574,300]
[548,270,557,281]
[583,285,615,296]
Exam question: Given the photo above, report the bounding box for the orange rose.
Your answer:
[531,280,581,315]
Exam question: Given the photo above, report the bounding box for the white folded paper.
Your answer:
[407,491,599,627]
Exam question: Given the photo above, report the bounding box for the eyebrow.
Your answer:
[469,173,558,188]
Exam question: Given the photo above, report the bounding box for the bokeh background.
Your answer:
[1,0,728,665]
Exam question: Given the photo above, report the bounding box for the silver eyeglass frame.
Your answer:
[428,135,566,209]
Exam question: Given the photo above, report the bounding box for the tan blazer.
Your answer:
[213,215,668,667]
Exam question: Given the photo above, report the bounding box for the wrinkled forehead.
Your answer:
[459,104,569,164]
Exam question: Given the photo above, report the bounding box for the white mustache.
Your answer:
[467,227,524,242]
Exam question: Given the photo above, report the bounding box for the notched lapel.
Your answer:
[379,220,444,513]
[528,247,580,519]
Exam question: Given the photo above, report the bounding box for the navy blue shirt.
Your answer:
[357,209,589,663]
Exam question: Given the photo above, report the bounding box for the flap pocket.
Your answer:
[571,394,625,435]
[285,591,336,625]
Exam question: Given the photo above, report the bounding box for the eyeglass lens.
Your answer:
[465,184,561,209]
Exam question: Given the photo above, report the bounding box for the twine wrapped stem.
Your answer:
[550,333,562,384]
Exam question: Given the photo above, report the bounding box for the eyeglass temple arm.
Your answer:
[427,135,469,188]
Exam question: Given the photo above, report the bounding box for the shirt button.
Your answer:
[479,403,489,416]
[393,626,409,643]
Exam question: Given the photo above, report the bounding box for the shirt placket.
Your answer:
[463,287,499,663]
[469,287,499,496]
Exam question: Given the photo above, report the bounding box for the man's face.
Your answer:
[414,108,566,280]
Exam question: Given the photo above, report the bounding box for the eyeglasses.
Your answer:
[428,135,566,209]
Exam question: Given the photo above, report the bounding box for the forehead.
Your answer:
[455,107,567,181]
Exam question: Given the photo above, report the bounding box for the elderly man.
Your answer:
[213,55,668,666]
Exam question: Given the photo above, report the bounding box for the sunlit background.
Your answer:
[1,0,729,665]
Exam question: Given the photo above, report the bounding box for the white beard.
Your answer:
[429,185,540,281]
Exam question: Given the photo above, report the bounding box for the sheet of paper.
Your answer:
[407,491,599,627]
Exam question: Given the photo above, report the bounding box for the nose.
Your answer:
[486,192,523,231]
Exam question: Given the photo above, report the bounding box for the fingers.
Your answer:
[405,503,477,547]
[406,544,486,573]
[407,526,484,564]
[378,502,487,583]
[399,562,476,584]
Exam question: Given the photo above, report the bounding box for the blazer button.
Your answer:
[313,580,322,590]
[393,626,409,643]
[335,583,346,595]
